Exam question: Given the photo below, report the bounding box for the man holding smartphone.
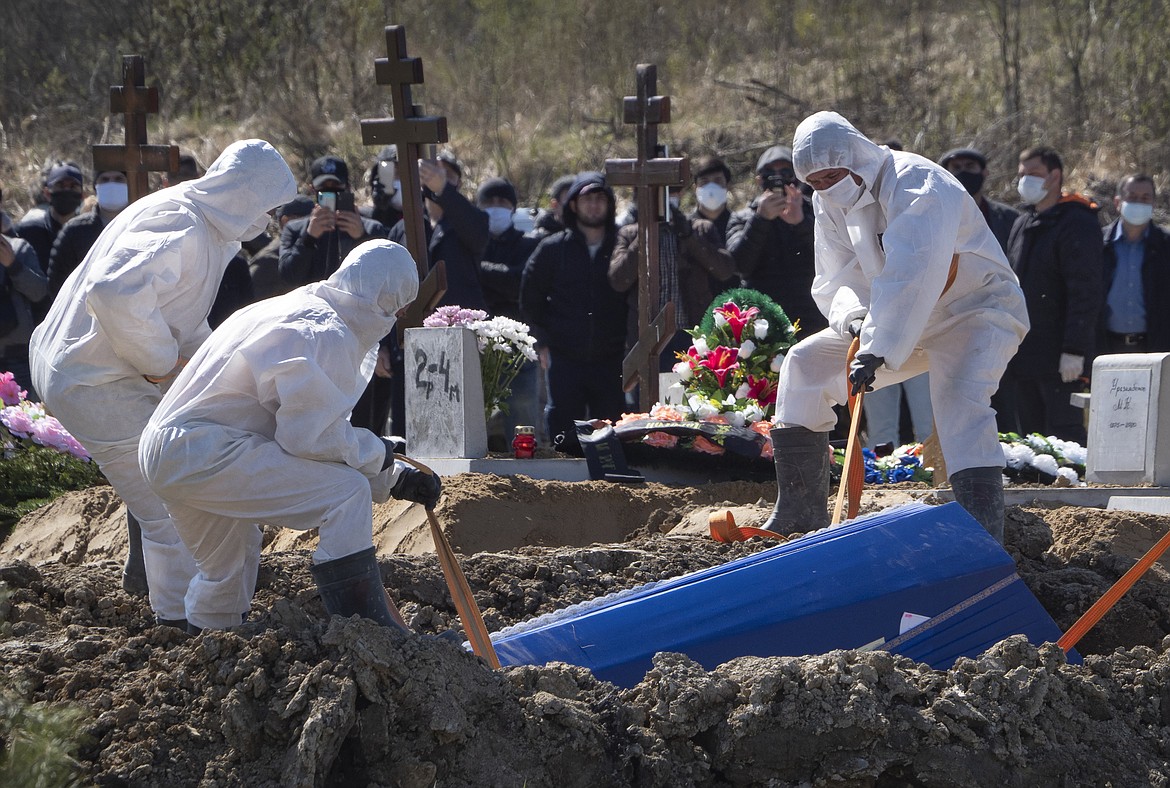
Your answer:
[278,155,389,288]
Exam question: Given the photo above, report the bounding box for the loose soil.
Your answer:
[2,474,1169,786]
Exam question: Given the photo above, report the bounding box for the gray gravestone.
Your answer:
[1087,352,1170,485]
[404,327,487,458]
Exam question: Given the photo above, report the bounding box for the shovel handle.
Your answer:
[392,454,501,668]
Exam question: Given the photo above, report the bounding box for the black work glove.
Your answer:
[848,353,885,395]
[848,318,864,339]
[391,467,443,508]
[669,209,692,239]
[380,436,406,471]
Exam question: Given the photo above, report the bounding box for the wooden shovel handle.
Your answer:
[393,454,501,668]
[832,338,865,525]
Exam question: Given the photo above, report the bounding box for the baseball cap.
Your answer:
[46,163,84,187]
[939,148,988,169]
[756,145,794,174]
[310,155,349,188]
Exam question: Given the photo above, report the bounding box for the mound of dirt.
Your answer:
[3,476,1170,785]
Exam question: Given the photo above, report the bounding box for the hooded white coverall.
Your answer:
[775,112,1030,475]
[138,240,419,630]
[30,140,297,620]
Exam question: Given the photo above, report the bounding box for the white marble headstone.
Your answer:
[1087,352,1170,485]
[404,326,488,459]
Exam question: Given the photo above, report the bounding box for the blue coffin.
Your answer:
[493,502,1077,686]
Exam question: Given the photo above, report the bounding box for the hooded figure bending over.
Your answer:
[765,112,1029,542]
[139,240,441,633]
[30,140,297,626]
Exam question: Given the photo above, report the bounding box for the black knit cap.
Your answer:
[476,177,517,207]
[938,148,987,169]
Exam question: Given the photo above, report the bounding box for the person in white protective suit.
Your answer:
[763,112,1030,542]
[139,239,443,633]
[30,140,297,627]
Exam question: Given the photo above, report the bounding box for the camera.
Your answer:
[317,191,337,211]
[763,168,798,192]
[336,191,355,213]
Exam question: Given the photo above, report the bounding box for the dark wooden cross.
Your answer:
[92,55,179,204]
[604,64,689,411]
[360,25,449,332]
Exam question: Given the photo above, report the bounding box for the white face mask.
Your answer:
[95,181,129,211]
[376,160,397,193]
[1017,174,1049,205]
[696,183,728,212]
[484,206,514,236]
[818,173,862,209]
[390,180,403,210]
[1119,201,1153,227]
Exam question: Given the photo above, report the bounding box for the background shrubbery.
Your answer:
[1,0,1167,219]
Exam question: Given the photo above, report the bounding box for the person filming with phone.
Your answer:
[726,145,826,339]
[279,155,389,288]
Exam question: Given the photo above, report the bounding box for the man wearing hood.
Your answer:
[139,240,441,633]
[765,112,1029,542]
[520,171,627,452]
[30,139,297,628]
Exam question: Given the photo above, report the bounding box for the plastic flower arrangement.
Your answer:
[423,305,538,421]
[671,288,797,426]
[999,432,1086,486]
[831,443,933,484]
[0,372,90,461]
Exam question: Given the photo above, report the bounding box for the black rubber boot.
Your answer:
[949,466,1006,544]
[122,511,150,597]
[762,426,830,534]
[156,617,188,630]
[310,547,409,631]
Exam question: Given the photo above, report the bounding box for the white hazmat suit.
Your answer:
[139,240,419,630]
[30,140,297,621]
[776,112,1029,475]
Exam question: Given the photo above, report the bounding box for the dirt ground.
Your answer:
[2,474,1170,786]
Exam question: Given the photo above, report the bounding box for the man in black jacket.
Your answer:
[1099,173,1170,356]
[521,172,627,451]
[726,145,826,339]
[939,147,1019,253]
[278,155,389,288]
[999,146,1103,443]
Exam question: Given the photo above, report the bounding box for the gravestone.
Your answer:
[404,327,487,458]
[1087,352,1170,485]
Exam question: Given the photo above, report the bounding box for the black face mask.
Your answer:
[954,170,985,197]
[49,190,83,217]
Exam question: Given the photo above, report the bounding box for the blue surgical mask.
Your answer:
[485,206,514,236]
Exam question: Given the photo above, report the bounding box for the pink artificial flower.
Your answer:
[644,431,679,449]
[614,412,646,429]
[703,414,730,425]
[423,305,488,327]
[698,346,740,388]
[713,302,760,343]
[0,372,25,407]
[0,406,34,438]
[649,404,686,422]
[692,436,725,455]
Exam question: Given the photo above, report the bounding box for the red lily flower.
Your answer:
[714,302,760,343]
[746,374,777,407]
[699,346,740,388]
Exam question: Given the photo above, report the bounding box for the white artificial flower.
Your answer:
[726,410,746,427]
[693,337,711,357]
[673,361,693,381]
[770,354,784,373]
[714,313,728,329]
[735,383,750,399]
[688,394,719,419]
[1032,453,1060,476]
[723,394,738,407]
[742,403,765,423]
[738,339,756,359]
[754,319,769,341]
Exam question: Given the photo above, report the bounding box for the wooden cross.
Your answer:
[604,64,689,411]
[92,55,179,204]
[360,25,449,332]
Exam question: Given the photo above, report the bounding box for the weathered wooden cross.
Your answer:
[360,25,448,333]
[92,55,179,204]
[604,64,689,411]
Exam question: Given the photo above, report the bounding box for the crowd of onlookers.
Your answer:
[2,137,1166,452]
